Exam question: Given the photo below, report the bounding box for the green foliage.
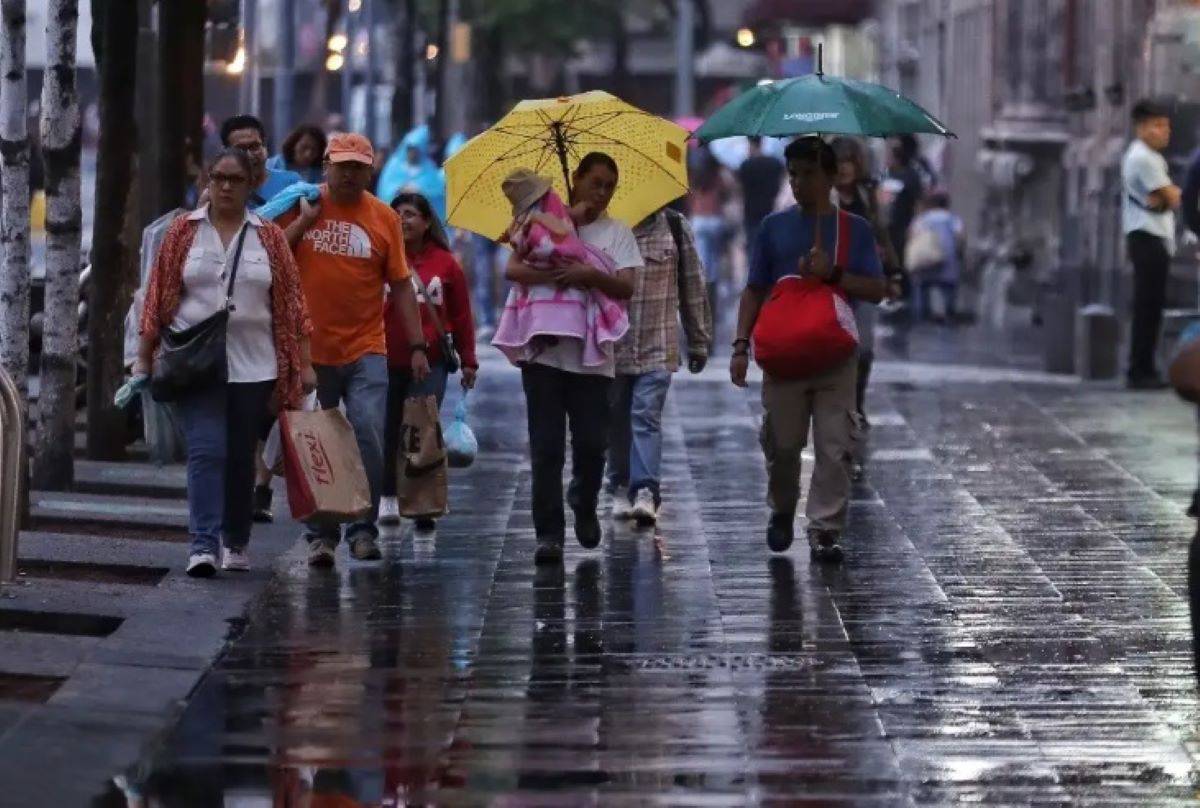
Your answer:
[473,0,627,56]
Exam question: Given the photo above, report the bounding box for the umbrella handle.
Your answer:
[551,121,574,199]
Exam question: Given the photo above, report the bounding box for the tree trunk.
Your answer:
[390,0,415,137]
[431,0,450,142]
[32,0,81,491]
[156,0,204,214]
[85,0,137,460]
[0,0,30,400]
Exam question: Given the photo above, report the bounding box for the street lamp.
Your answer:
[326,52,345,71]
[329,33,349,53]
[737,27,756,48]
[226,46,246,75]
[348,0,362,10]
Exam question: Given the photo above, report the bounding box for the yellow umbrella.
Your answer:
[445,91,690,239]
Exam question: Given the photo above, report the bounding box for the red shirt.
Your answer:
[384,241,478,370]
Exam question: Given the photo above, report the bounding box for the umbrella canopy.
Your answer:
[695,73,954,143]
[445,91,691,240]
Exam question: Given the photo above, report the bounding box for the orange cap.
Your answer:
[325,132,374,165]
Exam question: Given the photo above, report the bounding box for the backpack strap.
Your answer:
[834,208,851,270]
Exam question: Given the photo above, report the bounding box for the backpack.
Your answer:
[751,208,859,379]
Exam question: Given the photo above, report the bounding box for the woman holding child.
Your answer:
[496,152,642,565]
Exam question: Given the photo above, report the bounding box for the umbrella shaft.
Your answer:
[551,121,573,198]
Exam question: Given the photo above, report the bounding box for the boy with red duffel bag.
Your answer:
[730,137,886,563]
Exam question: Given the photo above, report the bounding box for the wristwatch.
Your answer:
[732,337,750,356]
[410,342,430,354]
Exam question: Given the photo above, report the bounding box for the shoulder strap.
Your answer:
[409,269,449,339]
[223,224,250,308]
[834,208,851,269]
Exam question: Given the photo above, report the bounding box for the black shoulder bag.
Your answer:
[150,225,250,403]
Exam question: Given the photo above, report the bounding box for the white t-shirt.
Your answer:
[1122,138,1176,254]
[171,206,278,383]
[532,214,644,378]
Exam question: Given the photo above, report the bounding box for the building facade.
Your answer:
[876,0,1199,374]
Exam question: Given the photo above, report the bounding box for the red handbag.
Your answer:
[752,208,860,380]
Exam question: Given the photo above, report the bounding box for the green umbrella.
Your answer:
[696,54,953,142]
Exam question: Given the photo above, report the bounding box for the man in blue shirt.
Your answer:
[220,115,304,207]
[730,136,886,563]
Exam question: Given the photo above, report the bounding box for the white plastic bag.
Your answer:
[444,394,478,469]
[263,392,318,476]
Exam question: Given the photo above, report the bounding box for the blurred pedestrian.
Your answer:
[376,124,447,221]
[909,190,965,323]
[730,137,885,563]
[832,138,899,414]
[607,205,711,526]
[380,192,478,530]
[689,145,732,343]
[737,136,785,250]
[1123,98,1180,390]
[504,152,638,565]
[135,148,315,577]
[279,133,430,568]
[832,136,901,482]
[267,123,328,184]
[220,114,304,206]
[881,134,926,286]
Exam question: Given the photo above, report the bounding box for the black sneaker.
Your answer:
[573,507,602,549]
[534,536,564,565]
[766,512,795,553]
[414,517,437,532]
[253,485,274,523]
[807,528,844,564]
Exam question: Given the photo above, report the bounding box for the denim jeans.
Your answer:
[471,233,498,327]
[606,370,672,504]
[382,362,449,498]
[304,354,389,544]
[690,215,725,285]
[176,380,275,556]
[521,364,612,541]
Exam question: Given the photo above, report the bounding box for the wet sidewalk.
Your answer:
[70,345,1200,806]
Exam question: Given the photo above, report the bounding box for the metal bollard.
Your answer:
[0,367,23,583]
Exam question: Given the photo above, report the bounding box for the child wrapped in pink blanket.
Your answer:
[491,168,629,368]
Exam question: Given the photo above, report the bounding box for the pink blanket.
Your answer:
[492,191,629,368]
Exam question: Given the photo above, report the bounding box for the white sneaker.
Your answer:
[378,496,400,525]
[632,489,658,526]
[186,552,217,578]
[221,547,250,572]
[612,494,635,520]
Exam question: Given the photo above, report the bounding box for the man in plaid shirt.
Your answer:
[607,207,713,525]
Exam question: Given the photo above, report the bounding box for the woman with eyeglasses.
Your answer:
[136,148,316,578]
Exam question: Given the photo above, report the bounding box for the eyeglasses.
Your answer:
[232,142,266,154]
[209,172,249,187]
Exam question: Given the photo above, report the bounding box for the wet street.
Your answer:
[95,332,1200,806]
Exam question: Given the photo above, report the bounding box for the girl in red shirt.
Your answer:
[380,192,478,528]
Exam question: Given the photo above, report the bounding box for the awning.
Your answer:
[743,0,873,28]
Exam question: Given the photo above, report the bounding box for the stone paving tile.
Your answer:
[79,367,1200,806]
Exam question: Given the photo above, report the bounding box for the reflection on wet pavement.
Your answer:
[95,363,1200,804]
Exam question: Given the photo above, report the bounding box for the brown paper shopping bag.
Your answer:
[397,395,449,519]
[280,406,371,523]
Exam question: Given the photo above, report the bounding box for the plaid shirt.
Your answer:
[615,211,712,375]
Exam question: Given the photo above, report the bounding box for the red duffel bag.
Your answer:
[752,208,860,380]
